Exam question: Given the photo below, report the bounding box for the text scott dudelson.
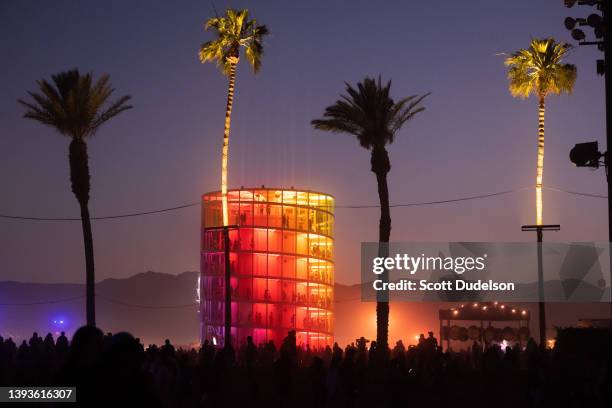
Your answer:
[373,279,515,292]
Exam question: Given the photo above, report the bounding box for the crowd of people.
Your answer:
[0,327,610,407]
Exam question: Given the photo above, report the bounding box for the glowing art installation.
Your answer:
[200,188,335,348]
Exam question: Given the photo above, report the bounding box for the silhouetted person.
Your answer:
[61,326,104,406]
[392,340,406,358]
[99,332,162,407]
[426,331,438,351]
[310,356,327,407]
[339,347,357,407]
[276,331,297,406]
[161,339,175,356]
[43,333,54,349]
[368,340,378,366]
[56,331,69,356]
[245,335,257,372]
[242,336,260,402]
[257,342,268,366]
[471,340,482,369]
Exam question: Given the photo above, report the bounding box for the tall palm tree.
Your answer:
[504,38,576,347]
[504,38,576,226]
[199,8,269,227]
[312,77,428,351]
[18,70,132,327]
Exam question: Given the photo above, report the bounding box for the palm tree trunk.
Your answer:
[372,146,391,351]
[79,202,96,327]
[536,95,546,345]
[221,56,238,350]
[69,137,95,326]
[536,96,545,225]
[221,59,238,227]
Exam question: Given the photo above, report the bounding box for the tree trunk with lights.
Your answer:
[536,95,547,346]
[221,56,238,227]
[221,54,239,350]
[536,95,545,226]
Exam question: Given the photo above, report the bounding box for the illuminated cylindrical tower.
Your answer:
[200,188,334,348]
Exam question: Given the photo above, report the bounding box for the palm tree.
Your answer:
[312,77,429,351]
[504,38,576,347]
[504,38,576,226]
[18,70,132,327]
[199,8,269,227]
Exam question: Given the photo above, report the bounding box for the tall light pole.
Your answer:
[223,226,232,350]
[565,0,612,317]
[204,225,237,350]
[522,224,560,346]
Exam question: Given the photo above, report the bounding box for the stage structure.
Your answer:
[200,187,334,348]
[439,302,531,350]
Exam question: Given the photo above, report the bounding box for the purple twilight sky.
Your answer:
[0,0,608,285]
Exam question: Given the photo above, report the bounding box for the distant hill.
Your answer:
[0,271,200,346]
[1,272,608,348]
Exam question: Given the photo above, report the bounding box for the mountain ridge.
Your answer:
[1,272,608,348]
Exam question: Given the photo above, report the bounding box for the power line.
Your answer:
[0,186,607,222]
[0,292,360,308]
[0,293,197,309]
[544,186,608,199]
[0,295,85,306]
[339,187,529,208]
[0,202,200,221]
[96,294,198,309]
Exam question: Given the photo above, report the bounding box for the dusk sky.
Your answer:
[0,0,608,285]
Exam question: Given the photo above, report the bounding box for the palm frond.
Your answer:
[90,95,132,132]
[199,8,269,76]
[504,37,576,98]
[389,92,430,136]
[18,70,131,139]
[312,76,427,149]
